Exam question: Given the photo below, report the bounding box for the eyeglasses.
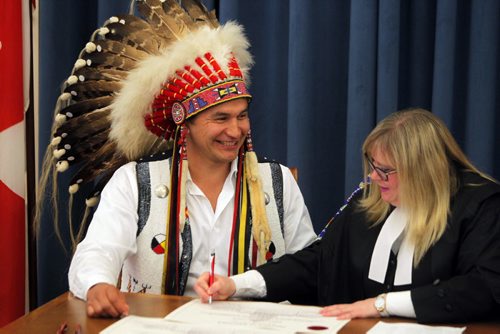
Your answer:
[365,154,397,181]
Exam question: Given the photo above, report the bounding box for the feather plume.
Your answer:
[102,14,151,31]
[100,20,165,54]
[57,96,113,119]
[54,107,111,140]
[136,0,191,40]
[69,145,127,189]
[71,67,128,83]
[56,129,111,164]
[80,51,137,71]
[161,0,196,27]
[180,0,219,28]
[63,80,121,101]
[54,125,109,150]
[88,39,150,61]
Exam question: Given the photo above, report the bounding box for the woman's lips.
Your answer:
[379,186,389,192]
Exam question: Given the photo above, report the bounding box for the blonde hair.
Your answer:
[360,108,493,265]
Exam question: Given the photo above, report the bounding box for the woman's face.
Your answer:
[368,148,400,206]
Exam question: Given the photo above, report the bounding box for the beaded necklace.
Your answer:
[316,180,368,240]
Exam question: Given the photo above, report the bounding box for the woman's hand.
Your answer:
[194,272,236,302]
[320,298,379,320]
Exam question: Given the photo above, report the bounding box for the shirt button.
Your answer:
[433,279,440,286]
[386,285,392,290]
[154,184,169,198]
[437,289,445,297]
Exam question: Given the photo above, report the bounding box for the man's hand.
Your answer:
[194,272,236,302]
[86,283,129,318]
[320,298,379,320]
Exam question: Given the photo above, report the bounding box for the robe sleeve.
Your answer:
[255,239,321,304]
[411,193,500,323]
[256,192,357,305]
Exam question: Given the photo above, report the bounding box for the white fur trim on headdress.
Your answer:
[109,22,253,161]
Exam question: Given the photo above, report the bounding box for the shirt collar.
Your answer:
[186,158,240,190]
[229,158,239,182]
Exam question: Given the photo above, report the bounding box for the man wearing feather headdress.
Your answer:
[37,0,316,318]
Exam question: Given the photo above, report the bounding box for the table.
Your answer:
[1,292,499,333]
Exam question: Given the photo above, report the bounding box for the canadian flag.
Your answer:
[0,1,29,326]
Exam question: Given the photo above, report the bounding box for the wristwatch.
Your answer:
[374,293,389,317]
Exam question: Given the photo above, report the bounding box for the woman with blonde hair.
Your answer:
[360,108,491,267]
[195,108,500,323]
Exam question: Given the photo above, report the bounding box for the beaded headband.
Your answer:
[145,51,252,139]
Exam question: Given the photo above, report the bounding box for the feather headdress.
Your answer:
[36,0,271,282]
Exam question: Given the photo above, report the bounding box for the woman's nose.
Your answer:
[369,168,380,181]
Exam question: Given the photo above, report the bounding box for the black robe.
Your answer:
[257,171,500,323]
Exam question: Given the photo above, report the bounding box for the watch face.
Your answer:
[375,295,385,311]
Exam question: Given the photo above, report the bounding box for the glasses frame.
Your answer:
[365,154,397,181]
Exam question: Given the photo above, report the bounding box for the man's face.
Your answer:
[185,98,250,166]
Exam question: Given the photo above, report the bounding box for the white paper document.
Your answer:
[367,321,466,334]
[100,315,261,334]
[166,299,348,333]
[101,299,348,333]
